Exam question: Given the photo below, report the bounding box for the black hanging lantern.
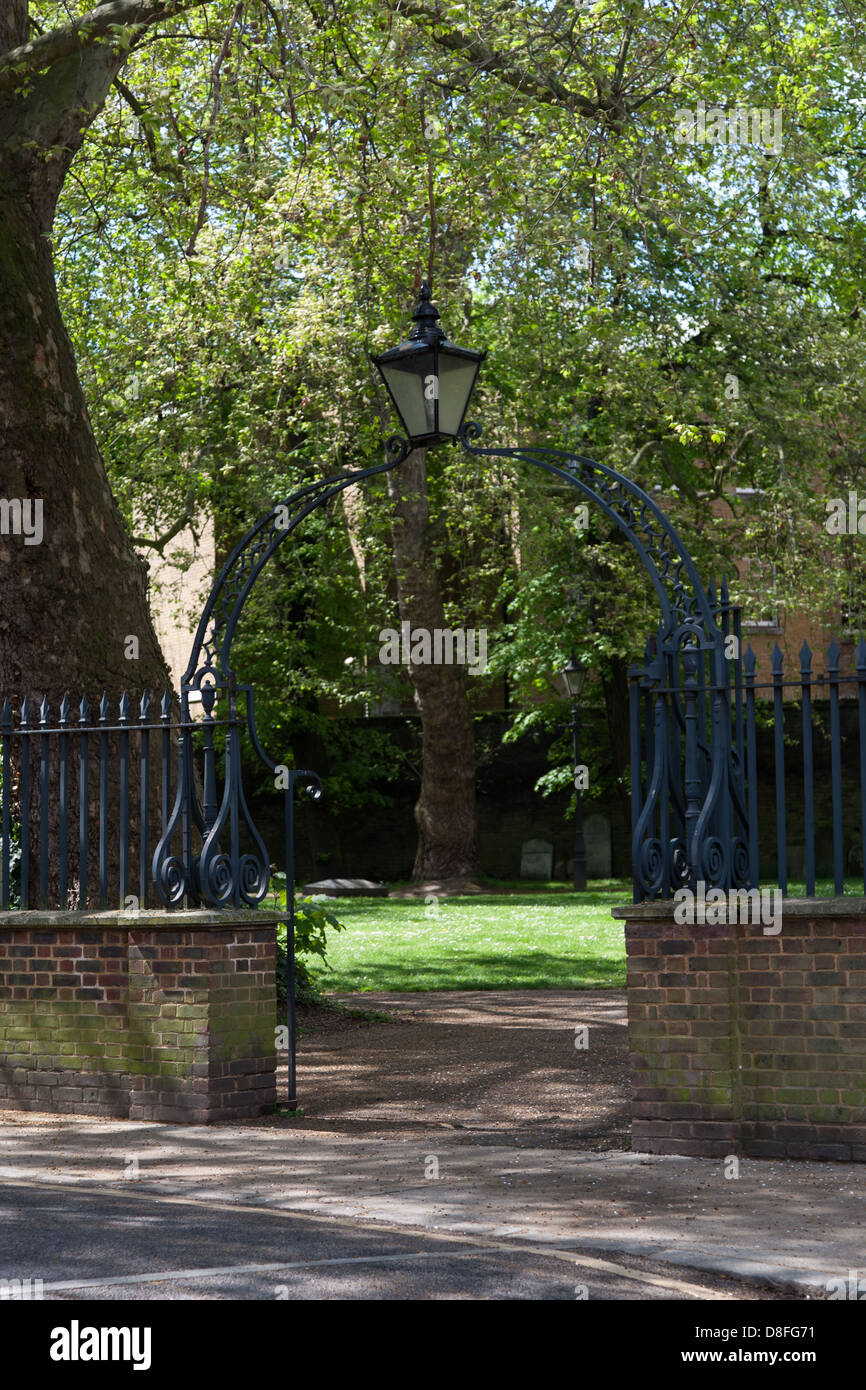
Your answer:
[371,282,485,446]
[562,652,586,700]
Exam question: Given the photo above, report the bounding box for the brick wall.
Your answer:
[0,911,280,1123]
[614,901,866,1160]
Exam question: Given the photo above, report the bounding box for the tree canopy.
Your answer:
[7,0,866,855]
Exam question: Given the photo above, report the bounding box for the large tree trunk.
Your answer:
[0,20,172,906]
[387,448,479,880]
[0,192,169,699]
[0,38,169,702]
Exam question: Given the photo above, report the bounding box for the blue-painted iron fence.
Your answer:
[0,688,276,912]
[630,606,866,902]
[4,623,860,913]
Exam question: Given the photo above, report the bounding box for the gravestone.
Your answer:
[584,814,612,878]
[520,838,553,880]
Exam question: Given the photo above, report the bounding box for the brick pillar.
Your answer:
[619,911,739,1157]
[0,911,281,1122]
[614,900,866,1161]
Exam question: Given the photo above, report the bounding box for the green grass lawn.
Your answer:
[300,884,631,994]
[270,874,866,996]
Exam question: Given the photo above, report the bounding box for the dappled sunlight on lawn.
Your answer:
[313,890,629,993]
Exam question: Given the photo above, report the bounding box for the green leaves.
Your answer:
[275,893,346,1004]
[46,0,866,814]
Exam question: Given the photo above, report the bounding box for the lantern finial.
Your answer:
[409,282,444,345]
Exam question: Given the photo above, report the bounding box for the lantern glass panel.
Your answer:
[562,661,585,699]
[437,353,481,436]
[380,348,436,439]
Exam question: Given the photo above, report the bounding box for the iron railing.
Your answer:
[0,689,272,912]
[630,616,866,901]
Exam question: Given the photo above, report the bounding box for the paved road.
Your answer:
[0,1183,780,1301]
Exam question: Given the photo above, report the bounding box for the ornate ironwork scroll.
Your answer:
[152,439,410,908]
[457,424,748,900]
[153,417,747,908]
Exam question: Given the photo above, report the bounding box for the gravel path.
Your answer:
[281,989,629,1150]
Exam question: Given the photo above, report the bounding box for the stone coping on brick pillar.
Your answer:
[0,910,283,1124]
[611,898,866,920]
[611,897,866,1161]
[0,909,285,929]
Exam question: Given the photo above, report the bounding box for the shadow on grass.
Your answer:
[325,949,626,994]
[314,891,629,912]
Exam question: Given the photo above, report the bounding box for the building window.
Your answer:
[841,569,866,642]
[742,560,781,632]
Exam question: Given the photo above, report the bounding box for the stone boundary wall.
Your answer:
[612,900,866,1160]
[0,911,281,1123]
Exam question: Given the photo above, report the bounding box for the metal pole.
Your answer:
[572,700,587,891]
[285,776,297,1110]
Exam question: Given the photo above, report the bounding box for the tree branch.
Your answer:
[131,494,197,557]
[760,272,811,288]
[185,1,243,256]
[0,0,216,94]
[389,0,600,118]
[113,73,183,182]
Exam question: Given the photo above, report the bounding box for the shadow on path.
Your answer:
[276,988,630,1150]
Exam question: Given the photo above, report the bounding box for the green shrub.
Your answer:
[0,771,21,908]
[276,895,345,1008]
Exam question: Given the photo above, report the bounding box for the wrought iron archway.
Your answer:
[152,424,749,913]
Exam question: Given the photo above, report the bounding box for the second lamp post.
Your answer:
[562,654,588,892]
